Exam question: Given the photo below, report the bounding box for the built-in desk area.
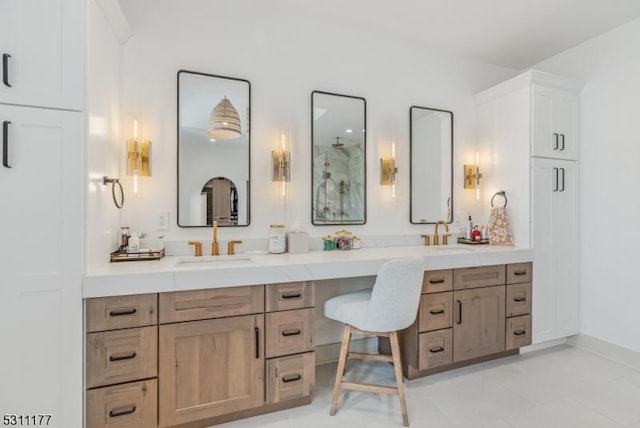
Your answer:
[83,245,533,428]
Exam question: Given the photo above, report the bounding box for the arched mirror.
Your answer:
[311,91,366,225]
[410,106,453,224]
[177,70,250,227]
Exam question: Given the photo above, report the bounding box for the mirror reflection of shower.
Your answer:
[200,176,238,225]
[315,138,354,222]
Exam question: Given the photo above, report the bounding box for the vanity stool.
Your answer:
[323,257,424,426]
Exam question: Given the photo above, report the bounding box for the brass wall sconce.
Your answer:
[380,140,398,198]
[463,164,482,189]
[127,120,151,195]
[271,128,291,197]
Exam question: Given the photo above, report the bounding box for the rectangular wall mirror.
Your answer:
[311,91,366,225]
[410,106,453,224]
[177,70,250,227]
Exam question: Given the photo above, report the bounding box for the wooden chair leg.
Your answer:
[330,324,352,416]
[389,331,409,426]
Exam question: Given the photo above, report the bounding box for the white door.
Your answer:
[0,105,83,428]
[0,0,84,110]
[532,86,579,161]
[531,158,579,343]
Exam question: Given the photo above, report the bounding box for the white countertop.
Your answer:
[83,244,534,298]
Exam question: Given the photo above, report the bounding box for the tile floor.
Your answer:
[216,344,640,428]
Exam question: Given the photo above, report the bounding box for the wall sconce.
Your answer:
[271,127,291,197]
[463,164,482,189]
[380,139,398,198]
[127,120,151,196]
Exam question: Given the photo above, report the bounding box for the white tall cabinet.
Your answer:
[0,1,84,427]
[476,71,582,345]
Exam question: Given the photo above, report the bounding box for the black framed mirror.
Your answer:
[177,70,250,227]
[410,106,453,224]
[311,91,366,225]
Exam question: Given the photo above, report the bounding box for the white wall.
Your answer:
[86,0,126,266]
[116,0,516,247]
[533,17,640,351]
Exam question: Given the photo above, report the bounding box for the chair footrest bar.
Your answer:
[341,381,399,395]
[348,352,394,362]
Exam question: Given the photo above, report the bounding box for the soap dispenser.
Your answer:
[128,232,140,253]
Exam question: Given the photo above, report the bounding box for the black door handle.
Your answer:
[429,309,445,315]
[282,374,302,383]
[109,352,137,362]
[553,133,559,150]
[281,292,302,299]
[255,326,260,359]
[553,168,559,192]
[109,406,136,418]
[2,54,11,88]
[281,328,301,337]
[560,168,566,192]
[513,297,526,302]
[429,278,445,284]
[513,330,526,336]
[2,121,11,168]
[429,346,445,353]
[560,134,566,151]
[455,300,462,324]
[108,308,136,317]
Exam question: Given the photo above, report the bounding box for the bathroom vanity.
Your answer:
[83,245,532,427]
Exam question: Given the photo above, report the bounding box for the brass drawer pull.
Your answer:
[282,329,302,337]
[513,271,527,276]
[513,330,526,336]
[429,346,445,353]
[429,278,445,284]
[109,308,137,317]
[281,292,302,299]
[109,405,136,418]
[429,309,445,315]
[109,352,137,362]
[513,297,526,302]
[282,374,302,383]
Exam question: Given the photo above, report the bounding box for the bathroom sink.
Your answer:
[433,246,475,253]
[175,255,253,266]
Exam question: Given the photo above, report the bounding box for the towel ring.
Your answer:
[491,191,507,208]
[103,176,124,209]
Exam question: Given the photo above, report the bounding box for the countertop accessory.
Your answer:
[268,224,286,253]
[110,248,165,262]
[102,176,124,209]
[287,231,309,254]
[335,229,353,251]
[322,235,336,251]
[457,237,490,245]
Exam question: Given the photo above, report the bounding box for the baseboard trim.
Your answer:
[521,338,567,353]
[567,334,640,371]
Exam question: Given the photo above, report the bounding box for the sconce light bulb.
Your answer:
[133,119,138,140]
[475,151,480,165]
[392,140,396,159]
[476,187,480,201]
[281,181,287,197]
[133,172,139,194]
[392,183,397,199]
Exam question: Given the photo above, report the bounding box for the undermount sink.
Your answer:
[175,255,253,266]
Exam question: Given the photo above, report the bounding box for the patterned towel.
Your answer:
[488,206,513,246]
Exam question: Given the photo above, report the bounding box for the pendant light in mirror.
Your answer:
[208,96,241,140]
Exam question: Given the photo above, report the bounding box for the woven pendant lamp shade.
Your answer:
[208,96,241,139]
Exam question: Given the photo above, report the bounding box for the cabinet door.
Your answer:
[158,314,264,427]
[0,0,84,110]
[453,286,505,362]
[532,86,579,160]
[532,158,579,343]
[0,105,83,425]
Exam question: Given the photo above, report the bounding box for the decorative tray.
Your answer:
[110,248,165,262]
[457,237,490,245]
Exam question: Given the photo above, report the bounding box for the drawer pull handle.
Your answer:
[109,352,137,362]
[281,292,302,299]
[2,54,11,87]
[255,326,260,359]
[109,308,137,317]
[455,300,462,324]
[428,278,445,284]
[3,121,11,168]
[513,297,526,302]
[282,329,301,337]
[109,406,136,418]
[513,270,527,276]
[429,309,445,315]
[429,346,445,353]
[282,374,302,383]
[513,330,526,336]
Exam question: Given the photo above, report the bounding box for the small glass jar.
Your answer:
[335,229,353,251]
[352,236,361,249]
[322,235,336,251]
[268,224,286,254]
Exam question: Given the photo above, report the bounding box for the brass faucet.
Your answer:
[434,220,451,246]
[188,241,203,256]
[227,240,243,255]
[420,234,431,246]
[211,220,220,255]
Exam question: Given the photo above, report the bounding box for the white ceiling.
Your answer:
[278,0,640,69]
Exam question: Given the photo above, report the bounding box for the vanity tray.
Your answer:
[110,248,165,262]
[457,237,490,245]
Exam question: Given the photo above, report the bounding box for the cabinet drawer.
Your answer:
[418,292,453,332]
[506,263,532,284]
[418,329,453,371]
[506,315,532,350]
[87,379,157,428]
[266,282,315,312]
[421,270,453,294]
[265,308,314,358]
[86,326,158,389]
[506,282,532,317]
[86,294,157,332]
[454,265,505,290]
[159,285,264,323]
[266,352,315,404]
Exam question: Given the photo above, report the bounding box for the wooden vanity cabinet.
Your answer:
[505,262,533,350]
